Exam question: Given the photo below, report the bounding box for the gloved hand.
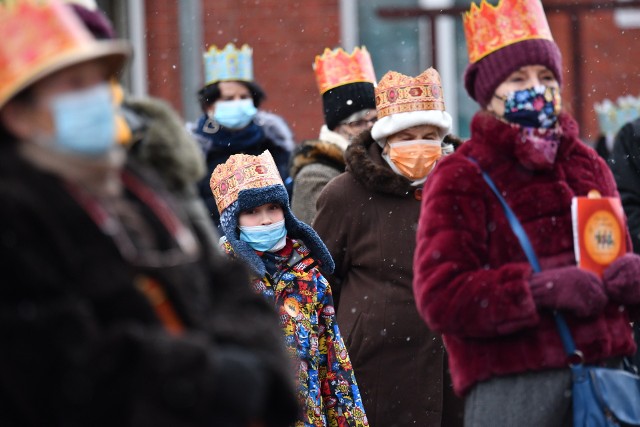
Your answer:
[529,266,608,317]
[603,253,640,305]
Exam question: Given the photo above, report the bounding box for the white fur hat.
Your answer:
[371,68,452,145]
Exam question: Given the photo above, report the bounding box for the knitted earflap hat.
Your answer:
[371,67,452,144]
[314,47,377,130]
[210,151,335,277]
[462,0,563,108]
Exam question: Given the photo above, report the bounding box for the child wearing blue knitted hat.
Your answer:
[210,151,368,427]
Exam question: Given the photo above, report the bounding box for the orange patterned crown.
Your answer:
[210,150,284,214]
[0,0,129,108]
[463,0,553,64]
[313,46,376,95]
[374,68,445,119]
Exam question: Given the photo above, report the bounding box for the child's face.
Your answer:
[238,203,284,227]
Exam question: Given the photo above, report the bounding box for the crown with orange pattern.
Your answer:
[463,0,553,64]
[0,0,129,109]
[374,68,445,119]
[210,150,284,214]
[313,46,376,95]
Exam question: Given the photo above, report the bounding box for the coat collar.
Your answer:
[463,111,581,171]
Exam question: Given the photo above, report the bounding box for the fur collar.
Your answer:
[290,134,346,179]
[345,131,415,197]
[125,97,206,191]
[319,125,349,151]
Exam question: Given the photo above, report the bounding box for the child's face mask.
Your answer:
[239,220,287,252]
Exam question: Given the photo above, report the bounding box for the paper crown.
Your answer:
[374,68,445,119]
[210,150,284,214]
[203,43,253,86]
[313,46,376,95]
[463,0,554,64]
[0,0,129,109]
[594,96,640,137]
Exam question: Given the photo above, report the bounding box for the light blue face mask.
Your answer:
[48,83,116,156]
[239,220,287,252]
[213,99,258,130]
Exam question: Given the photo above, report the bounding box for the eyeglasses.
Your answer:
[343,117,378,128]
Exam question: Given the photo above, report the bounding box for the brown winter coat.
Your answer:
[313,131,464,427]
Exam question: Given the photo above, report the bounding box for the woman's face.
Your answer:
[238,203,284,227]
[487,65,559,116]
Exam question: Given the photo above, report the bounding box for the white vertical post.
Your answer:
[178,0,204,122]
[339,0,359,50]
[127,0,148,98]
[419,0,457,134]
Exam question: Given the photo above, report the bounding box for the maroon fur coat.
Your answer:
[413,111,637,396]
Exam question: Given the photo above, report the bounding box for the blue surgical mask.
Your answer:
[498,85,561,129]
[239,220,287,252]
[212,99,258,130]
[49,83,116,156]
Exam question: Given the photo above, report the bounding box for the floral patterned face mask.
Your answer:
[498,85,561,129]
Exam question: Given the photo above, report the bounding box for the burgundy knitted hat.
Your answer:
[68,3,116,40]
[464,38,563,108]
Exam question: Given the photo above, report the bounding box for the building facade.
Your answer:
[104,0,640,142]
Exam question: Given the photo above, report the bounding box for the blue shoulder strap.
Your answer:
[467,157,578,357]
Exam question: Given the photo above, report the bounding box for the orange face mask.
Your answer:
[384,139,442,181]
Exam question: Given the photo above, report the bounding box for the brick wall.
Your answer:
[144,0,340,142]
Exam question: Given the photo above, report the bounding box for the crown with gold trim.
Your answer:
[203,43,253,86]
[463,0,553,64]
[313,46,376,95]
[374,68,445,119]
[210,150,283,214]
[0,0,129,109]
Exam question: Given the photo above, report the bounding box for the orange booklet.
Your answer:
[571,191,627,277]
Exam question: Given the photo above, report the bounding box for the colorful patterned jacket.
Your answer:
[223,238,368,427]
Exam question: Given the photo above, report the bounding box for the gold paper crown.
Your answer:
[210,151,284,214]
[374,68,445,119]
[463,0,553,64]
[313,46,376,95]
[0,0,129,108]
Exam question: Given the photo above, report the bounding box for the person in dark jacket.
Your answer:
[0,2,297,426]
[289,46,377,225]
[314,67,464,427]
[413,1,640,426]
[187,43,295,230]
[610,118,640,367]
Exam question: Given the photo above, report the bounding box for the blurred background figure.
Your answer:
[187,43,295,230]
[593,95,640,160]
[610,115,640,368]
[289,46,377,225]
[314,67,463,427]
[0,1,297,425]
[63,0,220,250]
